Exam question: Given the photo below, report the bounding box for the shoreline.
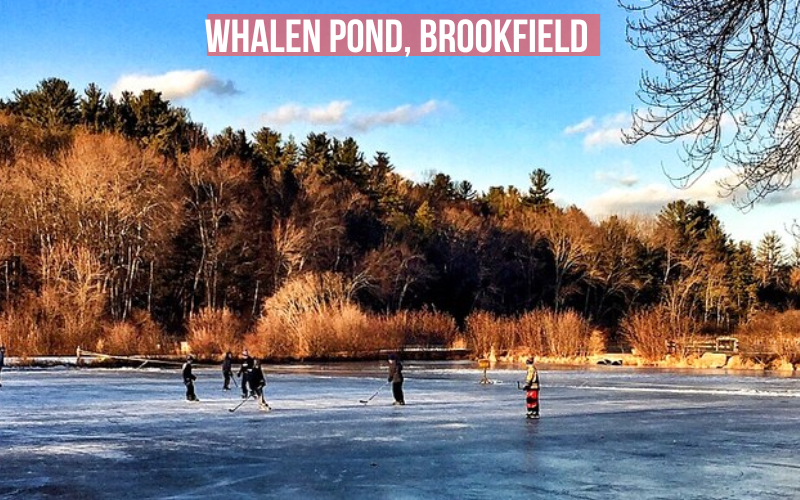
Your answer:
[3,352,797,374]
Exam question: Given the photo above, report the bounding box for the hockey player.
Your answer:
[387,353,405,405]
[182,355,199,402]
[237,349,254,399]
[249,359,270,411]
[523,357,540,418]
[222,351,233,391]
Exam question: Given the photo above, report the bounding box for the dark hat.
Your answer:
[388,353,396,360]
[526,357,534,365]
[186,355,194,361]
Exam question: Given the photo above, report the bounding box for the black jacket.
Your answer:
[182,362,196,383]
[388,360,403,383]
[238,356,254,377]
[222,356,232,373]
[250,365,266,389]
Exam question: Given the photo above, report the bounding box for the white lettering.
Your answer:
[457,20,473,52]
[287,20,300,53]
[440,20,455,53]
[538,19,552,53]
[421,20,436,52]
[251,19,268,52]
[270,19,284,52]
[513,19,526,53]
[571,19,587,52]
[348,20,363,52]
[304,20,320,52]
[476,20,491,52]
[386,20,402,52]
[330,20,346,52]
[366,19,382,52]
[232,19,248,53]
[555,20,569,53]
[494,20,511,52]
[206,19,229,52]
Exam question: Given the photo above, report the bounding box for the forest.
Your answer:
[1,77,799,366]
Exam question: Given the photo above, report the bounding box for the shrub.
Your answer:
[187,307,244,357]
[736,310,800,365]
[622,305,697,361]
[100,310,166,355]
[466,311,517,357]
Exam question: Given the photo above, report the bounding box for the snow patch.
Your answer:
[7,442,131,460]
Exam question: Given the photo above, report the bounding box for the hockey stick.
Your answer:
[228,395,255,413]
[359,381,389,404]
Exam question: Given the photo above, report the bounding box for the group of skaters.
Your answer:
[182,350,406,411]
[182,349,270,411]
[182,349,540,418]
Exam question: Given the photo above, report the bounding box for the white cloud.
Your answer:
[594,170,639,187]
[111,70,239,99]
[260,99,443,131]
[564,112,631,149]
[584,168,747,217]
[563,117,595,135]
[352,100,441,131]
[262,101,352,125]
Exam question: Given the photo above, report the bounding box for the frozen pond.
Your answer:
[1,362,799,499]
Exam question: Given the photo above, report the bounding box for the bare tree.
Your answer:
[622,0,800,205]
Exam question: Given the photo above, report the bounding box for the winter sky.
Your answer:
[2,0,799,246]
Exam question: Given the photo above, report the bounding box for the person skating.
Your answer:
[222,351,233,391]
[0,345,5,387]
[523,357,540,419]
[237,349,254,398]
[387,353,405,405]
[182,355,199,402]
[249,359,270,411]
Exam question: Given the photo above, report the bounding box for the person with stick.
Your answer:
[387,353,405,405]
[237,349,254,399]
[182,355,199,402]
[523,357,540,419]
[222,351,233,391]
[249,359,270,411]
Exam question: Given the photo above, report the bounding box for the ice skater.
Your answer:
[222,351,233,391]
[523,357,540,419]
[182,355,199,402]
[249,359,270,411]
[0,345,5,387]
[237,349,254,398]
[387,353,405,405]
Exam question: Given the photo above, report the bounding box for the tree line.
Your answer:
[0,78,798,360]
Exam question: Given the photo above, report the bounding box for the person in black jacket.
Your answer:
[182,355,199,402]
[222,351,233,391]
[249,359,270,411]
[387,353,405,405]
[237,349,254,398]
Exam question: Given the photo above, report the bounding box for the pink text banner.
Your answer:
[206,14,600,56]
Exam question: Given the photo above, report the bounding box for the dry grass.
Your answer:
[98,310,166,355]
[186,307,245,357]
[466,308,590,358]
[622,305,698,362]
[736,310,800,365]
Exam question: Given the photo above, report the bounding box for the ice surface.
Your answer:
[1,362,799,499]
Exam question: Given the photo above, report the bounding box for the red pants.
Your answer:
[526,389,539,413]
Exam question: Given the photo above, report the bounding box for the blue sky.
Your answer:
[2,0,799,248]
